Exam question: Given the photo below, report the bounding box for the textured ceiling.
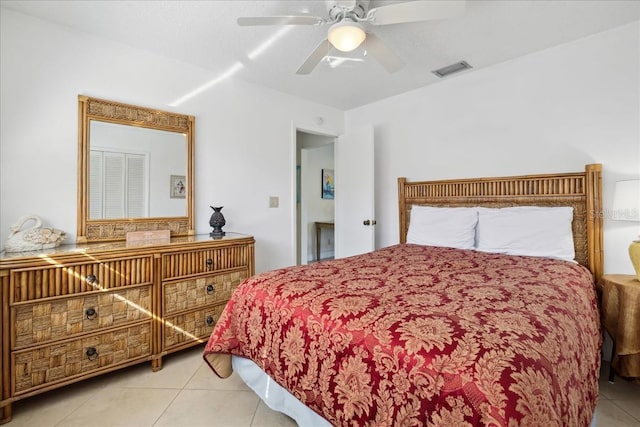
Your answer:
[2,0,639,109]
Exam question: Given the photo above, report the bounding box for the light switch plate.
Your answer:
[269,196,279,208]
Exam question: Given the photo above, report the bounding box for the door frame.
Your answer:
[290,121,339,266]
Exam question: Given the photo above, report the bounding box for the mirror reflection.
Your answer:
[89,121,187,219]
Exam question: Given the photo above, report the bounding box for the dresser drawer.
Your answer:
[12,322,152,395]
[10,255,153,303]
[163,269,247,316]
[162,245,251,280]
[12,285,152,349]
[163,304,224,350]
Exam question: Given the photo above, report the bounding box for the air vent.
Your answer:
[432,61,472,78]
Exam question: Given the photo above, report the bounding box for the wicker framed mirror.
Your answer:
[77,95,195,243]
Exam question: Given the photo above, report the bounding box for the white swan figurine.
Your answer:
[4,215,66,253]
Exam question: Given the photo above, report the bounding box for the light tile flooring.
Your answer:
[7,345,640,426]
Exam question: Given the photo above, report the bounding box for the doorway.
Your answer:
[296,130,335,265]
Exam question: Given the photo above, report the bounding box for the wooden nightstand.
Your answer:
[597,274,640,382]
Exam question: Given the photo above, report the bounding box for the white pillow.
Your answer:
[476,206,575,262]
[406,206,478,250]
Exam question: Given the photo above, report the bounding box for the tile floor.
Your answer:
[7,345,640,426]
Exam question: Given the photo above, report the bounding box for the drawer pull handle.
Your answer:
[86,347,98,361]
[86,274,97,285]
[206,284,215,294]
[85,308,97,320]
[206,258,213,270]
[206,316,215,326]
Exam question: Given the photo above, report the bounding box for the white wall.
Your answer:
[346,21,640,275]
[0,8,344,273]
[2,8,638,275]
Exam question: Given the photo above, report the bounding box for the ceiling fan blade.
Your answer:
[296,39,331,75]
[237,16,325,26]
[367,0,465,26]
[364,33,404,73]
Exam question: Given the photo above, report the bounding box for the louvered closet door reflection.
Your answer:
[90,150,147,219]
[126,154,145,218]
[104,152,125,218]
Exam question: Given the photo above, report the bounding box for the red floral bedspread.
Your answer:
[203,244,601,426]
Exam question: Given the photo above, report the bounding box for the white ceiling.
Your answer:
[2,0,639,110]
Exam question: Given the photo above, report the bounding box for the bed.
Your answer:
[204,164,604,426]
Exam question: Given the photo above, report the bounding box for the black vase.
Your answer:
[209,206,226,239]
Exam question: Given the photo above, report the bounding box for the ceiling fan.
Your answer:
[238,0,465,74]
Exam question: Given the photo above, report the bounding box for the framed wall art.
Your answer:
[322,169,334,200]
[170,175,186,199]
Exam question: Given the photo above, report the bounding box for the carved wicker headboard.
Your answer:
[398,164,603,281]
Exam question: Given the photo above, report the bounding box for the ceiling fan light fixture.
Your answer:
[328,21,366,52]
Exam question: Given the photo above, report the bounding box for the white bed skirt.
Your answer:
[232,355,598,427]
[232,355,331,426]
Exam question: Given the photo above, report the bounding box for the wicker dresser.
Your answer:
[0,233,254,424]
